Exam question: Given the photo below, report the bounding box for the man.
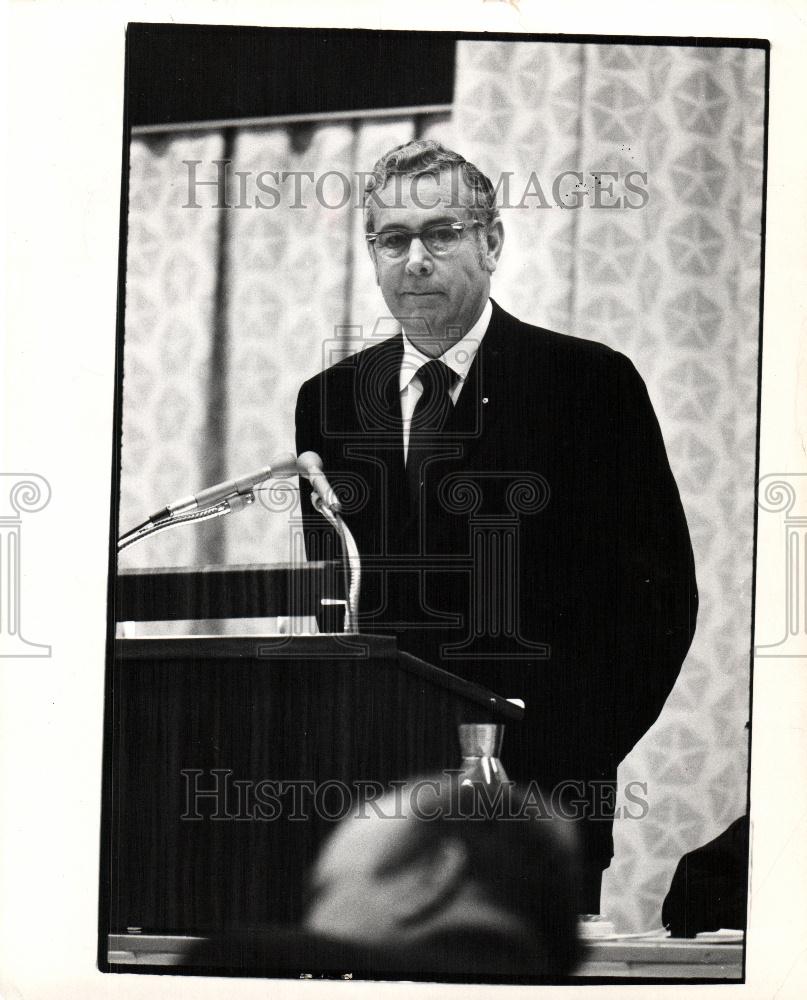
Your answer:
[295,140,698,911]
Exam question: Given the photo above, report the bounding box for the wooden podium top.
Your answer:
[115,633,524,721]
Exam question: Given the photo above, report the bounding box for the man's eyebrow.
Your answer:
[375,214,462,233]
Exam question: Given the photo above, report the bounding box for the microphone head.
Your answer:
[297,452,341,511]
[296,451,324,476]
[268,451,299,478]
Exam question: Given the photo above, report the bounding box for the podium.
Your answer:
[102,566,522,939]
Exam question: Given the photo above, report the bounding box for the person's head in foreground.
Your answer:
[303,776,582,977]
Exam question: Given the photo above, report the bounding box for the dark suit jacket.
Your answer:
[662,814,749,937]
[295,301,698,874]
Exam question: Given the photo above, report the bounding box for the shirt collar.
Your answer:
[399,299,492,392]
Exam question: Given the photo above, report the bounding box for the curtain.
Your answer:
[120,131,225,568]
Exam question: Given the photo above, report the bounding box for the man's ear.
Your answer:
[396,838,468,925]
[483,219,505,273]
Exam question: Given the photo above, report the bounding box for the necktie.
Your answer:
[406,359,456,510]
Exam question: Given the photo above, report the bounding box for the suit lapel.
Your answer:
[442,299,509,462]
[353,334,409,532]
[355,332,404,434]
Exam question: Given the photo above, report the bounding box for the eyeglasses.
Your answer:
[365,221,484,261]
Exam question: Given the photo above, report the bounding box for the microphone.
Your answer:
[149,451,299,523]
[296,451,342,511]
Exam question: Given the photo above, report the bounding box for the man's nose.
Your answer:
[404,236,433,275]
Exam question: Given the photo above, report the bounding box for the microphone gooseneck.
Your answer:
[147,451,298,524]
[296,451,341,511]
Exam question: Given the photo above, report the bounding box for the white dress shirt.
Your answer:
[398,299,492,463]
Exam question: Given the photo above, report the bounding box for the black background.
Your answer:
[126,24,456,126]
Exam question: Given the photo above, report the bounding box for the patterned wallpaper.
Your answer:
[117,41,764,932]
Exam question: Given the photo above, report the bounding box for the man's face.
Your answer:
[369,170,503,350]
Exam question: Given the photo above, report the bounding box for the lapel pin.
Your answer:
[482,397,489,404]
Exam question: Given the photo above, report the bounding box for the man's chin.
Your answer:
[396,308,447,341]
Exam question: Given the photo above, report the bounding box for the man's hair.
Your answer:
[375,779,582,976]
[363,139,499,233]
